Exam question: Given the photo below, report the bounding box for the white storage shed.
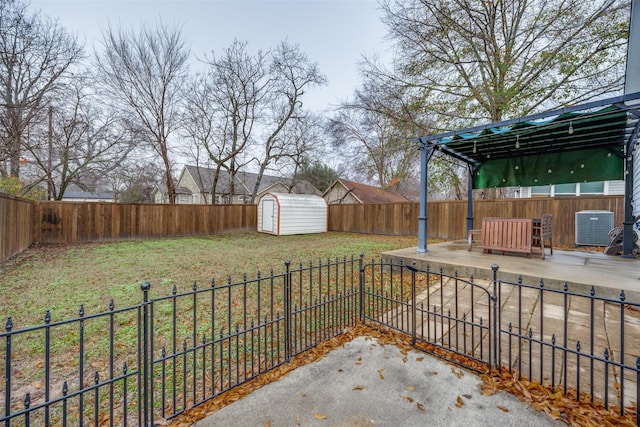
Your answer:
[257,192,327,235]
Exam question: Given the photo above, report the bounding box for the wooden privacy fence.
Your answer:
[0,193,34,262]
[0,194,627,263]
[327,196,625,247]
[33,202,258,243]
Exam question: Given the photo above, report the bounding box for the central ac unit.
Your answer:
[575,210,614,246]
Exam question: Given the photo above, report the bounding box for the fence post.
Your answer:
[491,264,499,371]
[636,356,639,425]
[5,317,12,427]
[406,262,418,346]
[358,254,364,322]
[284,260,292,362]
[141,282,151,426]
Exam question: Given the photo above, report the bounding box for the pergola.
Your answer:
[415,91,640,257]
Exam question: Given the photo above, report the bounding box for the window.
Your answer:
[580,181,604,195]
[178,194,190,204]
[531,185,551,196]
[554,183,576,196]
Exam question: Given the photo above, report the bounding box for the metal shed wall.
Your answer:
[257,192,327,235]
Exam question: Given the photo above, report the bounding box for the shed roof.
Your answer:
[260,192,326,206]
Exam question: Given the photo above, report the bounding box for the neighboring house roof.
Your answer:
[183,165,235,195]
[182,165,321,196]
[323,179,409,204]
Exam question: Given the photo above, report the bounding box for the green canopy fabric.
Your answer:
[423,105,630,189]
[474,147,623,188]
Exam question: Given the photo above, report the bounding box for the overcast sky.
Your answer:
[30,0,391,113]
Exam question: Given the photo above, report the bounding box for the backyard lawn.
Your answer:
[0,231,419,328]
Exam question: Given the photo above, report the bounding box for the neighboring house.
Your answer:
[152,185,169,204]
[322,179,409,204]
[154,165,321,204]
[517,180,624,198]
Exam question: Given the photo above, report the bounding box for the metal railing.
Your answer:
[1,256,638,425]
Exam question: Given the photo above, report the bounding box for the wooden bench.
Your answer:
[481,217,545,259]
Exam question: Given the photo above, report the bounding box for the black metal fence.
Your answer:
[1,257,638,426]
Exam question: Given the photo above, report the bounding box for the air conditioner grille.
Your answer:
[575,210,614,246]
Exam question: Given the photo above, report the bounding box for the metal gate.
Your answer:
[361,259,494,373]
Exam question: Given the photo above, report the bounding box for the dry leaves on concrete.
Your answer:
[169,324,638,427]
[481,369,638,426]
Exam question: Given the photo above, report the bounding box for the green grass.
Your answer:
[0,231,418,329]
[0,231,422,424]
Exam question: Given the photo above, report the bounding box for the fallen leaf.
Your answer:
[378,368,385,379]
[402,356,408,363]
[337,369,343,372]
[264,420,271,427]
[455,396,464,408]
[313,413,327,420]
[405,385,416,391]
[430,371,438,376]
[451,367,464,378]
[462,394,472,400]
[416,357,424,362]
[353,385,365,390]
[401,394,414,403]
[496,405,509,413]
[417,402,425,411]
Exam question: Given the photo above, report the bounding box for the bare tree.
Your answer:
[183,40,326,204]
[95,22,189,203]
[328,105,417,190]
[330,67,423,193]
[0,0,82,178]
[182,40,269,204]
[378,0,629,124]
[106,158,164,203]
[249,41,326,202]
[23,74,132,200]
[342,0,629,200]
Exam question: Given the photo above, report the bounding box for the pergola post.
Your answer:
[417,141,434,253]
[622,0,640,257]
[622,149,635,257]
[623,120,639,257]
[466,165,474,234]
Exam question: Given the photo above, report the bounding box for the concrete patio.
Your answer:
[193,241,639,426]
[197,336,564,427]
[383,241,640,412]
[382,240,640,301]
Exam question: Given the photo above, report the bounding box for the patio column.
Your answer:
[622,0,640,257]
[466,165,474,234]
[623,144,635,257]
[417,141,432,253]
[623,121,639,257]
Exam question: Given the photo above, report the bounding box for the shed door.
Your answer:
[262,199,275,233]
